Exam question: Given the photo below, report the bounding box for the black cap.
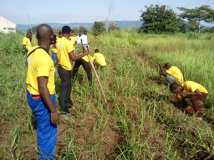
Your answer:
[62,26,71,34]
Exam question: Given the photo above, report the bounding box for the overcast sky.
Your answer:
[1,0,214,24]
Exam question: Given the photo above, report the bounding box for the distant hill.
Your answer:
[17,20,142,32]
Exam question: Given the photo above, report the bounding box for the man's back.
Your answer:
[26,47,55,95]
[80,34,88,45]
[56,37,74,71]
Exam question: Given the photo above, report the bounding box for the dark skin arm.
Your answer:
[38,77,59,125]
[69,51,89,61]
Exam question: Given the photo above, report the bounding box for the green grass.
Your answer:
[0,31,213,160]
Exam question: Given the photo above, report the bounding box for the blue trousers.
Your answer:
[165,75,177,85]
[26,92,57,160]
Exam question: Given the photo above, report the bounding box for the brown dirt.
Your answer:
[75,113,97,145]
[72,111,125,160]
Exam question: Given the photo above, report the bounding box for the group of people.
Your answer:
[22,24,208,160]
[22,24,106,159]
[160,63,208,116]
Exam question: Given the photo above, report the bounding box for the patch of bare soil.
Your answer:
[73,112,124,160]
[98,125,124,160]
[75,113,97,145]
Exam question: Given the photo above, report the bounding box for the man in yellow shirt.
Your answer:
[71,48,107,87]
[170,81,208,116]
[160,63,184,85]
[93,49,107,67]
[26,24,59,159]
[22,30,32,53]
[56,26,89,113]
[69,30,77,48]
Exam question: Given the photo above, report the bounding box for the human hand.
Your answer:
[51,112,60,125]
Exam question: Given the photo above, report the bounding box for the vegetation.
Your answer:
[139,5,214,33]
[140,5,179,33]
[0,30,214,160]
[92,21,106,36]
[178,5,214,32]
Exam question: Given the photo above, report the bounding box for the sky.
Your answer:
[0,0,214,24]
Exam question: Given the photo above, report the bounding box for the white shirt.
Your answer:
[77,36,81,45]
[80,34,88,45]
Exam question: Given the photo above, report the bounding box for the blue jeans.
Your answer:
[26,92,57,160]
[51,52,58,65]
[165,75,177,85]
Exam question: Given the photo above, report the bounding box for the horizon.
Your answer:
[0,0,214,24]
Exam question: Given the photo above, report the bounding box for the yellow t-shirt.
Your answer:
[26,47,55,95]
[94,52,107,66]
[166,66,184,84]
[56,36,62,42]
[183,81,208,94]
[82,55,94,63]
[69,36,77,48]
[56,37,74,71]
[50,47,57,54]
[22,37,32,51]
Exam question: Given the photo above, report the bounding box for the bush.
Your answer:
[92,21,106,36]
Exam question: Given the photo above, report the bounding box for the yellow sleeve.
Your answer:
[166,68,174,75]
[35,54,51,77]
[51,48,57,53]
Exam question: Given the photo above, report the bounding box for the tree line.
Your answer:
[92,5,214,35]
[140,5,214,33]
[29,5,214,35]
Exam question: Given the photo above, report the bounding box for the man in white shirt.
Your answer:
[80,31,89,52]
[77,33,82,46]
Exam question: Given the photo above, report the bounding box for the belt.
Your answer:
[27,90,41,99]
[32,95,41,100]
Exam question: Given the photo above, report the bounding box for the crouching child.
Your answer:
[160,63,184,85]
[170,81,208,116]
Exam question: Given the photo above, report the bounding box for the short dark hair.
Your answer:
[62,26,71,34]
[163,63,171,69]
[169,82,180,92]
[36,24,53,40]
[95,49,99,53]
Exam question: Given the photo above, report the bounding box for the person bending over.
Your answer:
[93,49,107,68]
[160,63,184,85]
[170,81,208,116]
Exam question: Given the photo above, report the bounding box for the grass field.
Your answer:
[0,31,213,160]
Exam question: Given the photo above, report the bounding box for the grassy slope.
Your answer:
[0,32,213,160]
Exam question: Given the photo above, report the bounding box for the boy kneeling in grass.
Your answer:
[170,81,208,116]
[160,63,184,85]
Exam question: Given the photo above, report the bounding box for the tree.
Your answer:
[140,5,179,33]
[109,23,120,32]
[92,21,106,36]
[178,5,214,32]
